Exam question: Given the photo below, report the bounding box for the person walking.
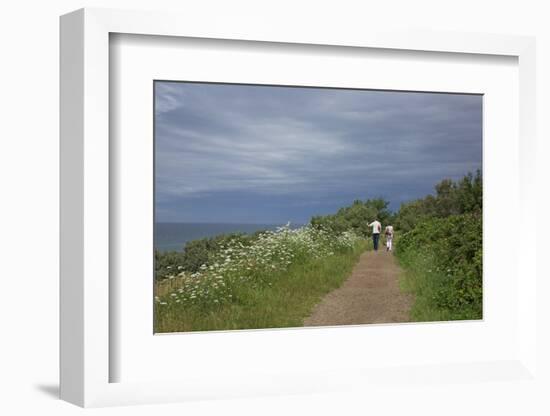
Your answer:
[368,219,382,251]
[384,224,394,252]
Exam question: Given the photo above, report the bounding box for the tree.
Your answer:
[311,197,392,237]
[394,170,482,232]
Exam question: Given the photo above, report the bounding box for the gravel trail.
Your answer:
[304,250,413,326]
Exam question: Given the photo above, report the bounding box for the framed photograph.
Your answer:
[60,8,538,408]
[152,80,482,334]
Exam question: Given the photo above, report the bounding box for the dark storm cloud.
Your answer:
[155,81,482,223]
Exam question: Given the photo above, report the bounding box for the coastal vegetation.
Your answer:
[394,170,483,321]
[155,225,366,332]
[310,198,394,236]
[154,170,483,331]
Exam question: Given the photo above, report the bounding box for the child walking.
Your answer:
[384,225,394,252]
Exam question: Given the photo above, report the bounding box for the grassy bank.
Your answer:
[395,213,482,322]
[398,251,477,322]
[155,225,367,333]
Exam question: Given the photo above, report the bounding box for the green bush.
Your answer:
[395,212,482,320]
[155,232,256,281]
[395,170,482,232]
[311,198,394,237]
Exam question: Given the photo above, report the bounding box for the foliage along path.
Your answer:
[304,249,413,326]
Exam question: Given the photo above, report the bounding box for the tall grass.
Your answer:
[155,225,367,332]
[398,251,470,322]
[396,213,482,322]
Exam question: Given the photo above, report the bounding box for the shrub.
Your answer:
[395,212,482,320]
[311,198,393,237]
[394,170,482,232]
[154,232,256,281]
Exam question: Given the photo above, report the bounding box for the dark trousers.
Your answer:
[372,233,380,251]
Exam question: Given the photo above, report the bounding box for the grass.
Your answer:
[398,253,453,322]
[397,250,481,322]
[155,240,368,332]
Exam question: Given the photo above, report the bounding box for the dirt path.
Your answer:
[304,250,413,326]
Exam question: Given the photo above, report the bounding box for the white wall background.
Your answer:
[1,0,548,415]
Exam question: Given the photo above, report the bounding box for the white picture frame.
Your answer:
[60,7,538,408]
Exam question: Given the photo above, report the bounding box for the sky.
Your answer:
[155,81,482,224]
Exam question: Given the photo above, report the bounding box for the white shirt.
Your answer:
[368,220,382,234]
[385,225,394,236]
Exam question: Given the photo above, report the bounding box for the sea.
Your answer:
[154,222,303,252]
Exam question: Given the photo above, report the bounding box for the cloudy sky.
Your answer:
[155,81,482,224]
